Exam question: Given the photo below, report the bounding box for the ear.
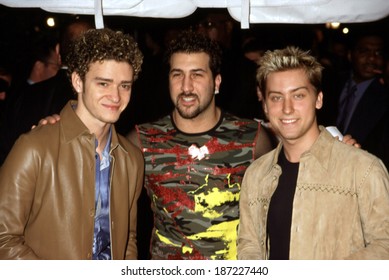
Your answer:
[71,72,83,94]
[262,98,269,117]
[256,86,263,102]
[214,74,222,92]
[55,43,62,65]
[316,91,323,110]
[54,43,60,56]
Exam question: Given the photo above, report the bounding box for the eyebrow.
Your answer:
[291,86,309,92]
[170,68,206,73]
[268,86,309,95]
[94,77,133,83]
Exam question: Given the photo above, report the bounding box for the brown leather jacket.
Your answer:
[238,127,389,259]
[0,101,144,259]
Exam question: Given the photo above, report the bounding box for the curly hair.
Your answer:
[257,46,323,99]
[165,30,222,78]
[66,28,143,82]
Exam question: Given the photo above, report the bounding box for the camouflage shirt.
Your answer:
[136,112,259,259]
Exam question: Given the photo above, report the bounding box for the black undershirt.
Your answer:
[267,149,299,260]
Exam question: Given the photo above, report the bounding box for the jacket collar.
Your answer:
[60,100,124,153]
[271,125,334,171]
[305,126,335,171]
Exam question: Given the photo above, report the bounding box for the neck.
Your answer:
[172,107,221,134]
[281,125,320,163]
[94,126,111,159]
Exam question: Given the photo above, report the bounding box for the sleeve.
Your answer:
[254,122,277,159]
[237,166,263,260]
[346,158,389,259]
[126,127,141,149]
[125,148,144,260]
[0,135,40,259]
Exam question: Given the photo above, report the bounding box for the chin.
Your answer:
[279,131,299,140]
[102,115,120,124]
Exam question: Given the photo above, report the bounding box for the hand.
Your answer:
[373,69,385,85]
[342,134,361,149]
[31,114,61,129]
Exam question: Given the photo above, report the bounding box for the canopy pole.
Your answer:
[94,0,105,29]
[241,0,250,29]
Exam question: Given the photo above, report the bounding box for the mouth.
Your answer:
[365,64,380,73]
[182,96,196,102]
[178,93,198,105]
[103,104,121,111]
[281,118,297,124]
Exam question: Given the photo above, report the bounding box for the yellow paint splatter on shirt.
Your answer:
[186,220,239,259]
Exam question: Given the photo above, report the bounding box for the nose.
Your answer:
[365,50,384,63]
[367,51,378,61]
[109,87,121,103]
[181,74,194,93]
[282,97,293,114]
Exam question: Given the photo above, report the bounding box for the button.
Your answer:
[89,208,95,217]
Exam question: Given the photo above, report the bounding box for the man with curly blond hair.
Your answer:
[0,28,144,260]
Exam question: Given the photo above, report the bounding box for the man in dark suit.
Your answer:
[321,29,389,168]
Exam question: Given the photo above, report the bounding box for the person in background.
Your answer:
[0,64,12,127]
[0,19,93,165]
[59,17,94,68]
[28,32,61,85]
[2,31,61,101]
[237,46,389,260]
[0,65,12,102]
[321,29,389,168]
[227,37,269,121]
[0,28,144,259]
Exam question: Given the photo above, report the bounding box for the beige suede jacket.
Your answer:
[0,101,144,260]
[238,127,389,260]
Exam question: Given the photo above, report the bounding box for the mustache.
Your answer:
[177,92,198,99]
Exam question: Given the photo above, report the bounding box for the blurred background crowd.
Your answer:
[0,6,388,131]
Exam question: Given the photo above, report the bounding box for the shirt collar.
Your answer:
[99,129,112,170]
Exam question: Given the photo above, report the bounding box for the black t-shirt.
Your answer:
[267,149,299,260]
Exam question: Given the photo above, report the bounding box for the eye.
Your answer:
[294,93,305,99]
[372,50,384,57]
[98,82,108,87]
[121,84,132,90]
[270,95,282,102]
[356,48,384,57]
[191,72,202,78]
[170,72,183,79]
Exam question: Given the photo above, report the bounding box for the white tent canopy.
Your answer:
[1,0,389,29]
